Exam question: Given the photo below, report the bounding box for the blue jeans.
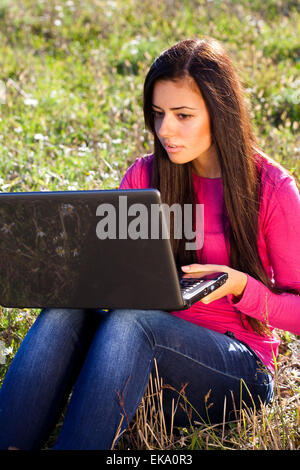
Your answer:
[0,308,273,450]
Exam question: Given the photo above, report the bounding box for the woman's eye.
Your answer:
[151,110,192,120]
[178,113,191,120]
[152,110,164,118]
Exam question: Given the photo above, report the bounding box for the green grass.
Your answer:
[0,0,299,450]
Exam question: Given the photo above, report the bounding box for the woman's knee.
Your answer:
[101,309,171,354]
[101,309,143,334]
[37,308,90,329]
[100,309,159,345]
[105,308,167,329]
[28,308,100,347]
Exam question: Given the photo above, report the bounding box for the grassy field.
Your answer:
[0,0,299,450]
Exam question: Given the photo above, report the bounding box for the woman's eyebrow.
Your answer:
[152,104,198,111]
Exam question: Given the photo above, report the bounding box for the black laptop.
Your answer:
[0,189,227,310]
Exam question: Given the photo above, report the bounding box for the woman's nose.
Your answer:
[157,115,175,138]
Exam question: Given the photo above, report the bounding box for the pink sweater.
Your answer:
[119,154,300,374]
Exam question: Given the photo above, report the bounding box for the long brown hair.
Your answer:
[143,37,297,336]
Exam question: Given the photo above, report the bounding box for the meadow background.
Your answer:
[0,0,299,450]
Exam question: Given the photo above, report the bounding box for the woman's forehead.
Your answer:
[152,77,204,108]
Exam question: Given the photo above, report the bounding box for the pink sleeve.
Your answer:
[119,161,137,189]
[119,155,153,190]
[119,166,134,189]
[229,175,300,335]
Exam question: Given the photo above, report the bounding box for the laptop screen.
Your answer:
[0,190,184,310]
[0,193,97,307]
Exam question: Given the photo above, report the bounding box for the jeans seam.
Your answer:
[132,318,156,354]
[154,343,269,385]
[133,318,271,386]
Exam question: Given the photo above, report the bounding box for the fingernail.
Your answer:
[182,265,190,271]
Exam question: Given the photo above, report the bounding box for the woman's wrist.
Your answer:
[232,272,248,302]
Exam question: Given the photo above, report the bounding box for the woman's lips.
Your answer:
[165,144,183,153]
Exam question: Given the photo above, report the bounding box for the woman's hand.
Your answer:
[181,263,248,304]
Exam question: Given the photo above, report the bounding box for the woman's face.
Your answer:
[152,77,217,175]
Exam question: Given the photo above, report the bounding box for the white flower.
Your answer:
[15,311,27,322]
[107,0,117,7]
[3,346,13,356]
[67,183,79,190]
[72,248,79,257]
[97,142,107,150]
[78,145,91,152]
[54,19,62,26]
[14,126,23,133]
[37,229,46,237]
[53,232,64,243]
[24,97,38,107]
[34,133,46,141]
[55,246,65,257]
[1,222,14,234]
[61,203,74,216]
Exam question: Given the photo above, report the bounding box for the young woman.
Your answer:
[0,37,299,450]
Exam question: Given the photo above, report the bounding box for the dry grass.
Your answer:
[116,333,300,451]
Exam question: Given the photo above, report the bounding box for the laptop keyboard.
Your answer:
[179,275,227,302]
[179,277,206,297]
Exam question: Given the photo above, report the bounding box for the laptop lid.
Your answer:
[0,189,187,310]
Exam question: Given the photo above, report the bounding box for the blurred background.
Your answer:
[0,0,299,193]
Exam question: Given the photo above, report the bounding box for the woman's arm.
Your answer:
[119,155,153,190]
[230,175,300,335]
[182,175,300,335]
